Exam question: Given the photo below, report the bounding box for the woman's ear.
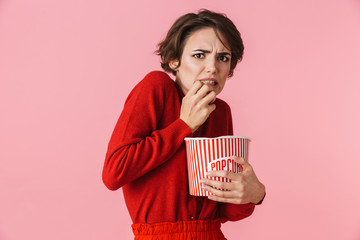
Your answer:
[169,59,180,71]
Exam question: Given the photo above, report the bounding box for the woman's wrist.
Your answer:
[179,117,197,133]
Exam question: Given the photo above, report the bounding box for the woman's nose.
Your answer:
[205,58,217,73]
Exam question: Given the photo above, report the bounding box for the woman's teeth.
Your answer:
[201,80,217,85]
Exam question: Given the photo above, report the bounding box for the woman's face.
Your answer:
[170,27,232,96]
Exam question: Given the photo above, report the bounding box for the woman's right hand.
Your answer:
[180,81,217,133]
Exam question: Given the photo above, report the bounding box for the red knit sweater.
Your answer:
[102,71,255,224]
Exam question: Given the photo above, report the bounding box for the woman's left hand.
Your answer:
[201,156,265,204]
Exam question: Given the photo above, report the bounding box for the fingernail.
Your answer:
[200,179,205,183]
[206,171,213,176]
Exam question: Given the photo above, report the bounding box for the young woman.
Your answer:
[102,9,265,240]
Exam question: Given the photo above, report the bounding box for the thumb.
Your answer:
[232,156,249,170]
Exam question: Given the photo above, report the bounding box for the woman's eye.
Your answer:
[193,53,205,59]
[218,55,230,62]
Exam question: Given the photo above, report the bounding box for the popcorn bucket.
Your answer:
[184,136,251,196]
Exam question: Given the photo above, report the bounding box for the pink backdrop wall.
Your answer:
[1,0,360,239]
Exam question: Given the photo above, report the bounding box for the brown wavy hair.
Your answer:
[155,9,244,77]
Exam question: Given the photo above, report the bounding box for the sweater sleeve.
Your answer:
[102,71,193,191]
[219,101,256,222]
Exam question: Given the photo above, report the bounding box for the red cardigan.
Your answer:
[102,71,255,224]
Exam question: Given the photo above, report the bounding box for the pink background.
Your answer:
[1,0,360,239]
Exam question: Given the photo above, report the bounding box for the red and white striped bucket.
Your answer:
[184,136,251,196]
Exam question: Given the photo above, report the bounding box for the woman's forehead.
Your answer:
[184,28,231,52]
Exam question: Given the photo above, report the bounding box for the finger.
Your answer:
[233,156,247,164]
[233,156,251,168]
[208,103,216,114]
[201,178,233,190]
[194,84,214,100]
[186,81,203,96]
[202,185,246,204]
[206,170,240,180]
[207,195,246,204]
[202,184,234,198]
[197,90,216,107]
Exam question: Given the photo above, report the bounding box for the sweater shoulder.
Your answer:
[140,71,175,90]
[215,97,231,112]
[125,71,176,104]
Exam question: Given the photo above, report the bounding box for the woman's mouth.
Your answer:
[200,79,218,86]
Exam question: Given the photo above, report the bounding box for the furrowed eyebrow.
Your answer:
[218,52,231,56]
[192,49,211,53]
[192,49,231,56]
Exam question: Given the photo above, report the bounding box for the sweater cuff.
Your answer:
[176,118,193,138]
